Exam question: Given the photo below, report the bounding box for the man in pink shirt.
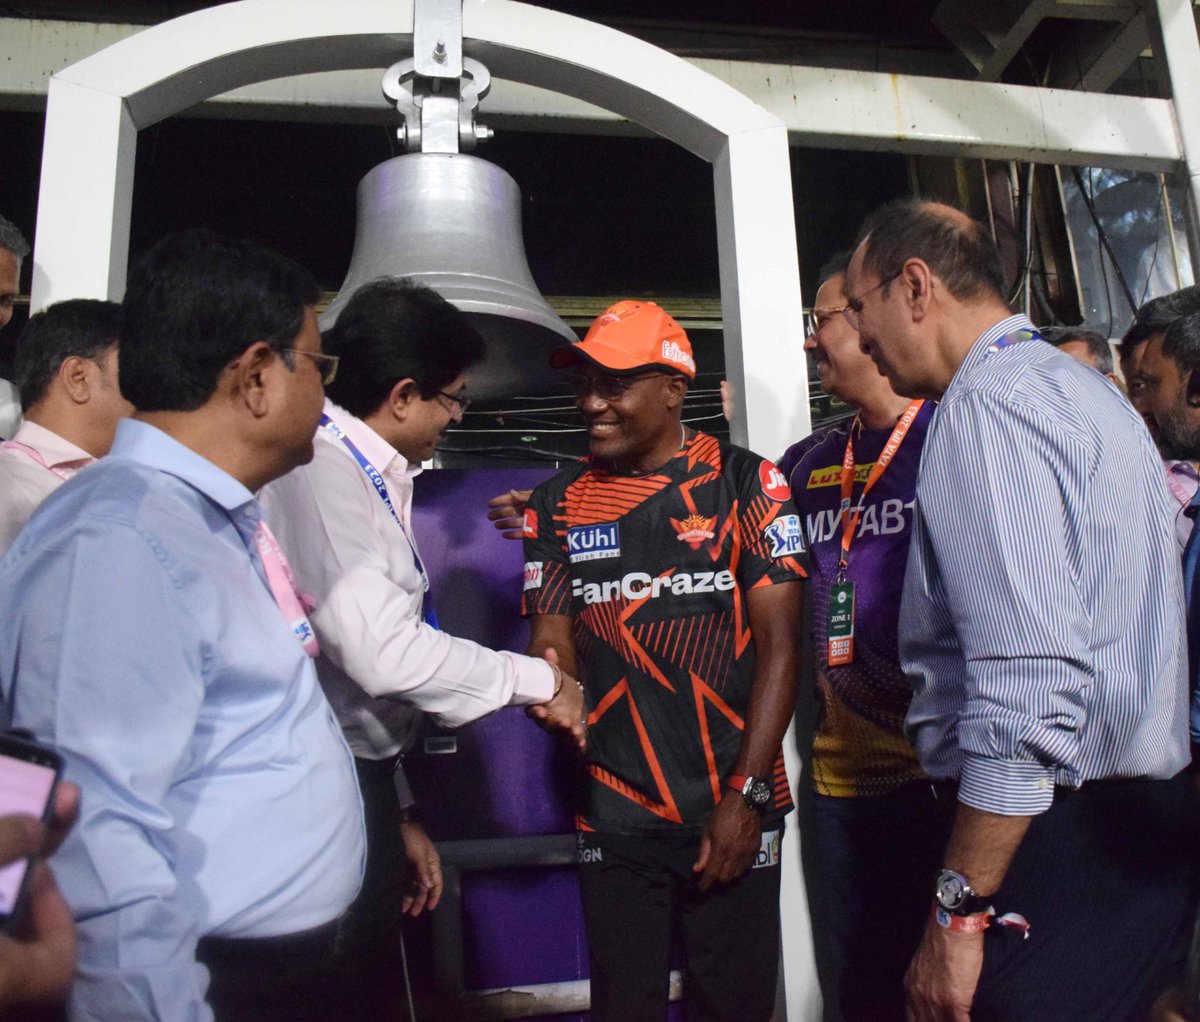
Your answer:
[1120,288,1200,551]
[0,299,133,554]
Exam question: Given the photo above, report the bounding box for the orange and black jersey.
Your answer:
[521,431,807,836]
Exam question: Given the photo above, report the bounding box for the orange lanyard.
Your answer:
[837,400,924,577]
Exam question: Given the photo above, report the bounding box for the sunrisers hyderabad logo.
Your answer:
[670,513,716,549]
[759,462,791,502]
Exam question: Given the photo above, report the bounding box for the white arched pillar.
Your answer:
[33,4,815,1014]
[34,0,809,461]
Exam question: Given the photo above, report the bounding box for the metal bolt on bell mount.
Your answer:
[383,54,493,154]
[319,0,574,401]
[383,0,492,155]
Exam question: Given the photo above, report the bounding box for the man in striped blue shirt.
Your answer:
[846,199,1197,1022]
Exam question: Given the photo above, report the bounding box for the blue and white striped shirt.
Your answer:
[901,314,1190,816]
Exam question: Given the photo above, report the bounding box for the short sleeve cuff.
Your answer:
[957,754,1055,816]
[508,656,556,706]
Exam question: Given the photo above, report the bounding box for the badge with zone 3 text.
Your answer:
[827,580,855,666]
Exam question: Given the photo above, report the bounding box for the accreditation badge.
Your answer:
[827,580,855,666]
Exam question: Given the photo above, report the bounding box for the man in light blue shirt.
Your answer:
[847,200,1196,1022]
[0,230,365,1021]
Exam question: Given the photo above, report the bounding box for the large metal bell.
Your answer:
[322,153,575,400]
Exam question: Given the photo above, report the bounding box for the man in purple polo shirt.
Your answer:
[780,250,941,1021]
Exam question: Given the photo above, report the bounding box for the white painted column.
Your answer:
[32,77,136,309]
[1155,0,1200,264]
[713,124,810,461]
[713,123,819,1022]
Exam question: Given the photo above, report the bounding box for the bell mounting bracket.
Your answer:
[383,0,493,154]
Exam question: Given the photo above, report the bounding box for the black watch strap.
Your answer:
[934,868,994,916]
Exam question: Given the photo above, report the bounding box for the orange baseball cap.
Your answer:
[550,300,696,379]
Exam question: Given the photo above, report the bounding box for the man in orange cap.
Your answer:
[514,300,806,1022]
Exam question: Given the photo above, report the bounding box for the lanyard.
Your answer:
[985,325,1041,357]
[837,400,924,578]
[1166,463,1198,509]
[318,415,436,616]
[0,440,76,481]
[253,520,320,658]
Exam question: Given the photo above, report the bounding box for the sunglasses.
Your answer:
[569,370,666,400]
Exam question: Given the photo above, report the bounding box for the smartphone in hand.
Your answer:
[0,732,62,933]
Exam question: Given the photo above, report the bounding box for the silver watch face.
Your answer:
[935,869,969,911]
[746,778,772,807]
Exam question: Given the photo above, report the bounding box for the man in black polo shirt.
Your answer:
[520,300,805,1022]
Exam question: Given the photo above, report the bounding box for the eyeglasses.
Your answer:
[806,306,852,335]
[281,348,340,386]
[437,388,472,414]
[843,270,902,330]
[569,371,664,401]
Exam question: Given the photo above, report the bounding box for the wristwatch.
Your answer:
[726,774,772,812]
[934,868,994,916]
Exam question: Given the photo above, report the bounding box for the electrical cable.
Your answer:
[1136,175,1170,307]
[1007,162,1036,308]
[1087,169,1115,333]
[447,425,588,434]
[437,445,585,461]
[1070,166,1138,315]
[473,387,726,418]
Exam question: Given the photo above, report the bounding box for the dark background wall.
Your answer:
[0,108,910,361]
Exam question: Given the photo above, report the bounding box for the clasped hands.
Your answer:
[526,648,587,754]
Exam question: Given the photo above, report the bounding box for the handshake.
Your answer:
[486,488,588,755]
[528,648,588,754]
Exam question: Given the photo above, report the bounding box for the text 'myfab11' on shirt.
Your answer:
[521,431,807,837]
[778,402,935,799]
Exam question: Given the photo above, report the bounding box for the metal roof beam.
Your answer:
[0,17,1182,172]
[1044,11,1151,91]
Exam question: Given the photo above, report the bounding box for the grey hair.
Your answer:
[0,214,30,261]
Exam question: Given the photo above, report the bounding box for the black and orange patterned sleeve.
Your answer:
[731,450,809,591]
[520,480,574,617]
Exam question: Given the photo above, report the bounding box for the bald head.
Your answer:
[846,199,1014,399]
[858,199,1006,305]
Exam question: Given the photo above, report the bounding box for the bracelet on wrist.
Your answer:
[931,903,1031,940]
[549,663,564,700]
[932,904,991,933]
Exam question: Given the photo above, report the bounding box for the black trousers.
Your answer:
[577,828,783,1022]
[331,756,412,1022]
[196,920,341,1022]
[806,781,952,1022]
[198,758,409,1022]
[971,772,1200,1022]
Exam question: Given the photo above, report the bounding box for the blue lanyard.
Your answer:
[319,414,439,628]
[985,326,1041,357]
